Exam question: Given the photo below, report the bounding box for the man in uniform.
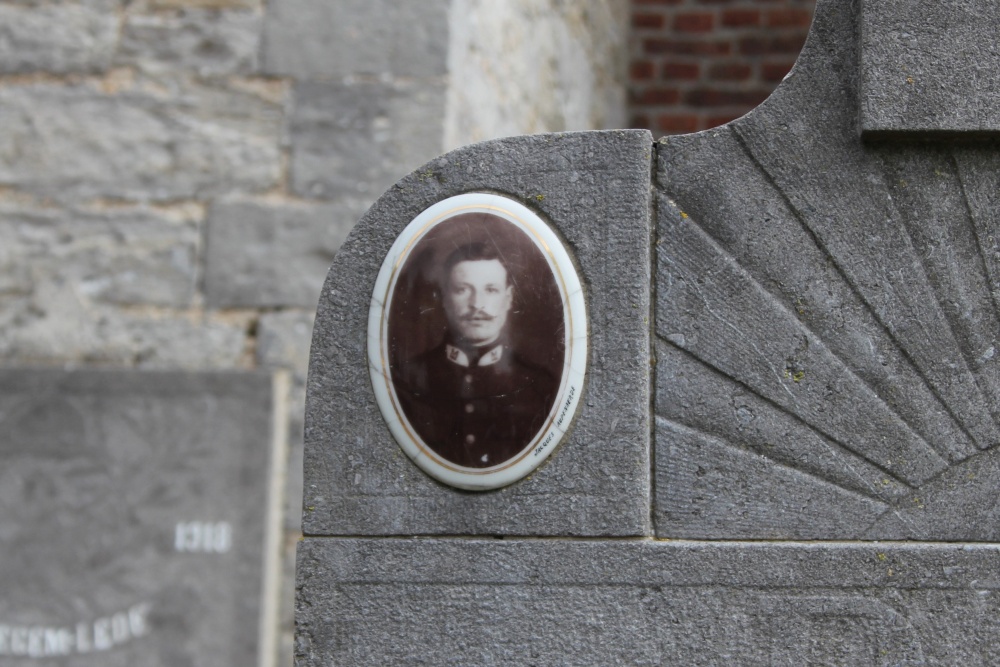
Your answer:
[393,242,558,469]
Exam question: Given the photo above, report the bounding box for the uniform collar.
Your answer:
[445,342,504,367]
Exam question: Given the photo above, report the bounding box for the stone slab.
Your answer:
[653,0,1000,540]
[303,129,653,536]
[860,0,1000,138]
[116,9,261,78]
[0,293,248,368]
[261,0,448,79]
[0,202,200,308]
[0,1,119,75]
[297,537,1000,666]
[0,369,283,666]
[204,200,360,308]
[288,80,446,201]
[0,82,281,204]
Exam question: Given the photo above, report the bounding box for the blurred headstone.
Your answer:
[0,369,284,666]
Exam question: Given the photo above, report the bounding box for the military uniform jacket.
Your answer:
[393,341,558,468]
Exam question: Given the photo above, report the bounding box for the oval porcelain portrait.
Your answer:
[367,192,587,490]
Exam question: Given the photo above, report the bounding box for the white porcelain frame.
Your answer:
[367,192,588,491]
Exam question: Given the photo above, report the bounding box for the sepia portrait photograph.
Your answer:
[387,210,565,469]
[368,192,588,490]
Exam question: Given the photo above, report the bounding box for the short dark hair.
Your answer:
[441,242,511,287]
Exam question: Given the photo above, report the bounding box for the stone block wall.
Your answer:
[629,0,816,135]
[0,1,627,664]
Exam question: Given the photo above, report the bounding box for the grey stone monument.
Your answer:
[0,369,285,666]
[298,0,1000,663]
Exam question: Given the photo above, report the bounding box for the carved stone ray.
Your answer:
[656,339,907,504]
[656,199,948,485]
[954,149,1000,319]
[656,417,890,539]
[657,127,977,463]
[864,447,1000,540]
[728,0,1000,450]
[879,147,1000,424]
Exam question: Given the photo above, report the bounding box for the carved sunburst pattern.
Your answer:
[653,0,1000,540]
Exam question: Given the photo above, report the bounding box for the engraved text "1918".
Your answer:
[174,521,232,554]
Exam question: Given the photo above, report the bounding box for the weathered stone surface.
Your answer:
[257,311,315,382]
[205,201,358,308]
[117,9,261,77]
[303,130,653,536]
[0,202,200,307]
[654,0,1000,540]
[257,309,314,417]
[444,0,628,148]
[0,1,119,74]
[150,0,258,9]
[0,368,281,666]
[297,538,1000,666]
[0,286,248,368]
[0,82,282,203]
[0,199,250,367]
[262,0,449,79]
[288,81,446,200]
[860,0,1000,138]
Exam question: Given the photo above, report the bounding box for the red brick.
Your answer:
[632,12,665,29]
[766,8,813,27]
[684,88,772,107]
[630,60,656,80]
[721,9,760,27]
[661,61,700,80]
[632,87,681,105]
[761,61,795,82]
[708,62,751,81]
[644,39,732,56]
[674,11,715,32]
[656,114,699,134]
[738,34,807,56]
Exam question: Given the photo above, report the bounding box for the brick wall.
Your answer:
[629,0,816,135]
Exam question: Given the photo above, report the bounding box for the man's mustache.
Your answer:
[459,312,495,322]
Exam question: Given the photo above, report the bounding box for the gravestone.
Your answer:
[0,369,285,666]
[297,0,1000,663]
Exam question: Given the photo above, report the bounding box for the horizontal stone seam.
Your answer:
[298,535,1000,546]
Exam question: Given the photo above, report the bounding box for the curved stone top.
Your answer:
[304,130,653,537]
[303,0,1000,540]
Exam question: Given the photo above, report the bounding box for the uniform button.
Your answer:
[464,374,473,383]
[465,403,474,414]
[465,434,475,444]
